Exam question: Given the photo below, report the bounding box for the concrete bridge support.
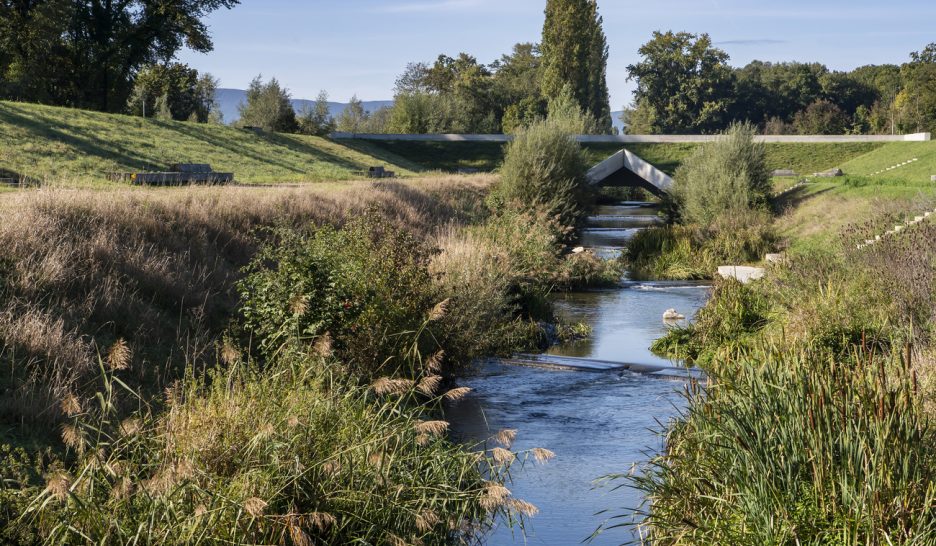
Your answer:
[585,149,674,197]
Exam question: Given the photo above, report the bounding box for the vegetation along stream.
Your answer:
[448,202,711,545]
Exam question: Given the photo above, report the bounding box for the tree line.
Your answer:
[0,0,238,114]
[240,0,613,136]
[625,31,936,135]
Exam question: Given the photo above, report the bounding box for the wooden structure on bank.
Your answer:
[107,164,234,186]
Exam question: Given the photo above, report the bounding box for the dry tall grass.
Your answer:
[0,176,494,423]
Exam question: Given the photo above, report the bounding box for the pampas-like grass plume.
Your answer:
[490,447,515,464]
[322,460,341,475]
[427,298,450,321]
[416,509,441,532]
[107,338,131,371]
[220,340,241,366]
[371,377,416,396]
[385,532,409,546]
[289,293,309,316]
[309,512,337,531]
[417,374,442,396]
[426,350,445,373]
[493,429,517,448]
[480,482,511,511]
[61,423,85,453]
[60,393,82,416]
[313,332,334,358]
[530,447,556,463]
[287,517,313,546]
[46,471,72,501]
[119,418,142,437]
[443,386,472,401]
[508,498,539,517]
[244,497,268,517]
[110,476,133,500]
[415,420,449,437]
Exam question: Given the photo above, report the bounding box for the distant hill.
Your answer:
[610,111,626,134]
[215,88,393,125]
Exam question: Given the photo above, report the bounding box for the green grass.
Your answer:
[840,141,936,181]
[0,101,415,184]
[358,140,887,177]
[776,179,936,252]
[357,140,508,172]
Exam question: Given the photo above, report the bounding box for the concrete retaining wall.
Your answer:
[331,132,932,144]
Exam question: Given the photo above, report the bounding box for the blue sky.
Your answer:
[178,0,936,109]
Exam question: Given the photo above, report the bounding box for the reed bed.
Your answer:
[0,177,493,424]
[627,345,936,545]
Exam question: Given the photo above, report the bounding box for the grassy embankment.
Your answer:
[0,105,619,542]
[0,177,614,543]
[359,138,884,176]
[0,101,421,185]
[622,135,936,543]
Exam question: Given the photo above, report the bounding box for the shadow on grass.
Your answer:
[772,184,834,212]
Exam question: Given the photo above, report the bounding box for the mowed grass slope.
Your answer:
[0,101,416,184]
[840,140,936,180]
[776,180,936,252]
[362,139,885,176]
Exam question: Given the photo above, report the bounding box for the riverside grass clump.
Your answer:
[0,178,491,426]
[0,180,577,543]
[623,123,776,280]
[18,331,547,544]
[625,345,936,545]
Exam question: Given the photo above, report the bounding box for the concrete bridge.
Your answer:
[586,149,673,197]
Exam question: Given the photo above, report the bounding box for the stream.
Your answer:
[447,203,711,545]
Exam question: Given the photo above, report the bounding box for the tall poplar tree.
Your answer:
[540,0,611,133]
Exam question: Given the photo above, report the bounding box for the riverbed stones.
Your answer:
[717,265,766,284]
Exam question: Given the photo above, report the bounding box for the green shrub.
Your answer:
[671,122,772,226]
[238,212,438,378]
[489,118,591,237]
[624,210,775,281]
[624,346,936,545]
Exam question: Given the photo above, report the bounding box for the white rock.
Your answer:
[571,246,586,254]
[717,266,766,284]
[663,308,686,321]
[895,225,904,232]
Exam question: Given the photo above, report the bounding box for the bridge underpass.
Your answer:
[585,149,673,197]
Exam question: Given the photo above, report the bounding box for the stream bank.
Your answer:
[447,203,710,544]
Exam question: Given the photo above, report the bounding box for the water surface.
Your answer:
[447,203,709,545]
